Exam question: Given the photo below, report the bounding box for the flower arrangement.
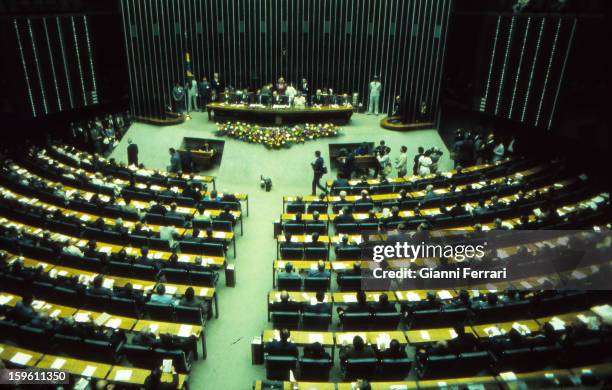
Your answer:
[216,122,340,148]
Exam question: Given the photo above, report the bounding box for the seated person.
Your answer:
[335,235,356,255]
[148,200,167,216]
[303,341,331,360]
[143,366,179,390]
[166,203,186,221]
[371,292,397,313]
[216,206,236,225]
[303,290,331,314]
[310,193,327,206]
[264,328,298,357]
[307,232,326,248]
[115,282,145,304]
[280,233,302,249]
[338,290,371,316]
[149,284,178,306]
[277,262,302,284]
[132,326,162,348]
[448,324,478,354]
[178,286,209,318]
[307,260,330,278]
[87,275,113,298]
[193,205,212,223]
[8,294,38,325]
[362,210,378,224]
[383,206,403,224]
[270,290,303,312]
[334,206,355,224]
[339,335,376,364]
[378,339,407,359]
[306,211,323,225]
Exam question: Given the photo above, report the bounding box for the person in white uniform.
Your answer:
[368,76,382,115]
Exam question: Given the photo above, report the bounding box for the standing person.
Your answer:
[377,147,392,177]
[168,148,181,173]
[171,82,185,114]
[311,151,327,196]
[186,77,198,112]
[198,76,211,113]
[368,75,382,115]
[492,139,505,162]
[418,150,433,176]
[300,78,310,105]
[276,76,287,95]
[127,139,139,166]
[286,83,297,105]
[413,146,424,175]
[395,146,408,178]
[211,72,222,101]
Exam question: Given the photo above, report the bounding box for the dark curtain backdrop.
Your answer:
[120,0,453,121]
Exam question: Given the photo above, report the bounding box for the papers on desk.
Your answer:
[389,386,408,390]
[419,330,431,341]
[338,333,365,345]
[80,215,90,222]
[591,304,612,323]
[334,263,346,270]
[178,325,193,337]
[213,232,226,239]
[114,369,132,381]
[165,285,177,295]
[499,371,518,381]
[149,324,159,334]
[304,235,312,243]
[512,322,531,335]
[74,312,91,323]
[485,284,498,292]
[102,278,115,289]
[99,246,112,254]
[549,317,566,331]
[309,333,324,344]
[0,295,14,305]
[10,352,32,365]
[343,294,358,303]
[132,284,142,290]
[93,312,111,327]
[178,255,190,263]
[50,357,66,370]
[376,333,391,350]
[405,292,421,302]
[162,359,173,373]
[310,263,318,270]
[437,290,453,300]
[449,328,458,339]
[32,300,45,310]
[497,249,510,259]
[520,281,533,289]
[199,288,209,297]
[484,326,503,337]
[106,318,122,329]
[50,309,61,318]
[154,252,163,259]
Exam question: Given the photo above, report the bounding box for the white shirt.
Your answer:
[418,155,432,176]
[395,153,408,171]
[369,81,382,97]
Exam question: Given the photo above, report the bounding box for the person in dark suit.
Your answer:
[338,291,371,317]
[448,324,478,354]
[307,260,330,278]
[303,290,331,314]
[87,275,113,298]
[148,201,167,216]
[280,233,302,250]
[378,339,407,359]
[216,206,236,225]
[264,328,298,357]
[127,139,139,166]
[371,293,397,313]
[166,203,186,222]
[9,294,38,325]
[340,335,376,364]
[277,262,302,284]
[303,341,330,360]
[115,282,145,304]
[311,150,327,196]
[307,232,327,248]
[270,290,303,313]
[334,207,355,225]
[132,326,161,348]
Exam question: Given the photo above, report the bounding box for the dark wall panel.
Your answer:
[121,0,452,121]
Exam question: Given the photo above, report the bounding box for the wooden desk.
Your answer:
[498,368,575,389]
[208,102,353,125]
[72,309,137,331]
[134,320,206,359]
[395,290,456,303]
[0,344,43,367]
[268,291,331,304]
[163,283,218,318]
[472,320,541,338]
[262,329,335,347]
[335,331,408,346]
[107,365,187,388]
[30,299,78,319]
[418,376,498,389]
[36,355,112,380]
[254,381,335,390]
[332,291,395,304]
[406,327,474,344]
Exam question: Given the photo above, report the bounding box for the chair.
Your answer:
[121,344,156,368]
[417,354,457,379]
[495,347,532,373]
[280,247,303,260]
[408,310,440,329]
[84,293,112,311]
[372,312,402,330]
[110,297,140,318]
[303,277,330,292]
[286,204,306,214]
[341,312,372,331]
[307,204,328,214]
[337,275,363,291]
[108,261,133,278]
[190,271,218,287]
[201,243,225,257]
[277,276,302,291]
[454,351,493,377]
[304,247,328,260]
[335,247,362,260]
[160,268,190,284]
[354,202,374,213]
[175,305,204,325]
[212,220,233,232]
[52,287,82,308]
[299,357,333,381]
[271,311,301,330]
[378,358,412,380]
[304,223,327,235]
[83,339,117,364]
[18,325,51,353]
[149,237,171,251]
[154,348,192,373]
[336,223,359,235]
[343,358,378,381]
[265,355,297,381]
[302,312,331,331]
[283,223,305,235]
[144,302,174,321]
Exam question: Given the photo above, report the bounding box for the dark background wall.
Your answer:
[120,0,453,120]
[439,0,606,150]
[0,1,129,141]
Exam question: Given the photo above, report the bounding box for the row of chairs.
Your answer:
[277,273,362,291]
[270,311,401,331]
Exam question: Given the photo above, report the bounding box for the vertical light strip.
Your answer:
[548,18,576,130]
[71,16,87,105]
[120,1,134,114]
[508,17,531,119]
[521,18,545,123]
[535,18,561,127]
[82,16,97,93]
[433,0,452,125]
[14,19,37,117]
[494,16,515,116]
[43,18,62,111]
[482,16,501,110]
[27,19,48,114]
